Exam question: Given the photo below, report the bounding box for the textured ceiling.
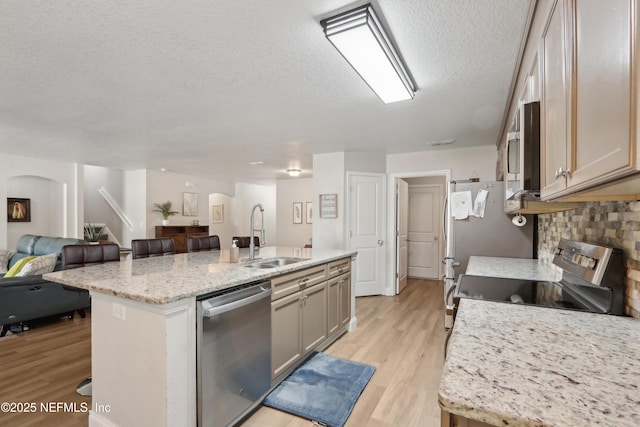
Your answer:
[0,0,531,183]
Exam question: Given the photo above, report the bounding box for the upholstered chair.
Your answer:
[187,235,221,252]
[131,238,175,259]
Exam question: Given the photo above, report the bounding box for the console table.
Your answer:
[155,225,209,253]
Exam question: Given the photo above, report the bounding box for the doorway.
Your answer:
[406,179,445,280]
[388,170,450,295]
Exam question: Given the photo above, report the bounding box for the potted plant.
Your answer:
[84,223,105,243]
[153,201,179,225]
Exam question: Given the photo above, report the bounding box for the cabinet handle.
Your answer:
[555,167,572,180]
[298,277,309,286]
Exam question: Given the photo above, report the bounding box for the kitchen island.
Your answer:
[440,288,640,426]
[45,246,356,427]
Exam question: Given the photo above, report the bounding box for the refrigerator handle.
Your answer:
[442,196,448,245]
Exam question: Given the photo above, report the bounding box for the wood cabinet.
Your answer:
[271,257,351,382]
[271,281,327,379]
[441,410,494,427]
[154,226,209,253]
[328,273,351,337]
[540,0,571,199]
[271,264,328,380]
[271,263,327,301]
[301,282,328,353]
[541,0,638,200]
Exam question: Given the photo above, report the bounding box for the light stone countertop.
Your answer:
[44,246,356,304]
[439,299,640,427]
[466,256,563,282]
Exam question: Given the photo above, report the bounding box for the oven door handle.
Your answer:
[203,286,271,318]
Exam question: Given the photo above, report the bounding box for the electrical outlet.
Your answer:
[112,303,126,321]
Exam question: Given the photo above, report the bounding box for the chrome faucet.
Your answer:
[249,203,265,260]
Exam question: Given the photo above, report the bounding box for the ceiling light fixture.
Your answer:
[287,169,301,177]
[321,4,416,104]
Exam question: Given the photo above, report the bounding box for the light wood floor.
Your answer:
[0,313,91,427]
[0,278,446,427]
[244,278,447,427]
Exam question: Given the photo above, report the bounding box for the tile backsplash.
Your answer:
[538,200,640,318]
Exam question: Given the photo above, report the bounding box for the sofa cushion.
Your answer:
[15,235,41,256]
[15,253,58,277]
[0,249,16,273]
[4,256,37,278]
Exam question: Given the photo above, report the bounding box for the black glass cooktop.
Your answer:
[455,275,610,313]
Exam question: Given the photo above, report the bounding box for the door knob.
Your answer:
[377,240,384,246]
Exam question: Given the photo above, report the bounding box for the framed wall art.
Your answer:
[293,202,303,224]
[319,194,337,218]
[305,202,313,224]
[183,192,198,216]
[7,198,31,222]
[211,204,224,223]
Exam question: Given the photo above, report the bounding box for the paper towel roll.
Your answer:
[512,214,527,227]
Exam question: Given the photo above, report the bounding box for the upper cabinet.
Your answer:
[540,0,571,199]
[540,0,639,201]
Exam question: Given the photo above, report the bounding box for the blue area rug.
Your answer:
[264,352,376,427]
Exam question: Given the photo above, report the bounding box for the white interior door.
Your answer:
[408,185,441,279]
[396,179,409,294]
[349,173,385,297]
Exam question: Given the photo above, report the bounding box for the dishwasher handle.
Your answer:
[202,285,271,318]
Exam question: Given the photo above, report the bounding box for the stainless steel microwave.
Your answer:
[504,101,540,212]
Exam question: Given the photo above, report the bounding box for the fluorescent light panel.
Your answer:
[322,4,415,104]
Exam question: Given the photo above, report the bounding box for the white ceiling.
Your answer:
[0,0,531,183]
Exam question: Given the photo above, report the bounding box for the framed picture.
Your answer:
[7,198,31,222]
[319,194,338,218]
[305,202,313,224]
[293,202,303,224]
[211,204,224,223]
[183,192,198,216]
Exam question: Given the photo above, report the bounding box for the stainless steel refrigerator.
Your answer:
[443,180,534,327]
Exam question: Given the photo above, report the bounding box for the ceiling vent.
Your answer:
[427,139,455,147]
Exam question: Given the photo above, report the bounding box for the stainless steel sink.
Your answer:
[244,257,309,269]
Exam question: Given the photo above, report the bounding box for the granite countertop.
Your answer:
[439,299,640,427]
[466,256,563,282]
[44,246,356,304]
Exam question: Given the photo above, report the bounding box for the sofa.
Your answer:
[0,234,88,336]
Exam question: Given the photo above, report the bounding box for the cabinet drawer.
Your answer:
[328,257,351,279]
[271,264,327,301]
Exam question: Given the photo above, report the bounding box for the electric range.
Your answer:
[454,238,626,316]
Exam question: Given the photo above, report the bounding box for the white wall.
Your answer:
[0,153,81,249]
[231,182,277,247]
[208,193,234,249]
[276,178,313,247]
[145,169,236,238]
[387,145,497,181]
[312,152,346,250]
[123,170,148,247]
[345,151,386,173]
[6,176,65,247]
[84,165,126,243]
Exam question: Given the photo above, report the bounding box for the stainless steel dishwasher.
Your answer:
[197,280,272,427]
